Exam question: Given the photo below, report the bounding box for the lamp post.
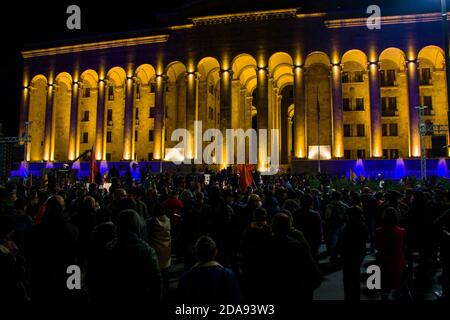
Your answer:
[417,106,428,180]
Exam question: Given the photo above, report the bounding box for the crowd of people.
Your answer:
[0,168,449,304]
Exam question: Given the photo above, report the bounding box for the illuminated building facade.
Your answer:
[19,8,450,168]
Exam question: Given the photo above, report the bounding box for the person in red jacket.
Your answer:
[375,207,407,300]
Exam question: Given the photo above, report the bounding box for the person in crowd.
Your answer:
[178,235,242,302]
[147,203,171,300]
[86,208,116,300]
[29,195,79,301]
[238,207,271,300]
[325,191,349,262]
[103,209,162,302]
[295,194,323,261]
[375,207,407,300]
[268,213,322,301]
[338,206,368,301]
[0,215,28,300]
[71,196,97,268]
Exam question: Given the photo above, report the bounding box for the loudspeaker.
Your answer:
[431,135,447,158]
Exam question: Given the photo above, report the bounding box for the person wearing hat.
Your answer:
[178,235,242,303]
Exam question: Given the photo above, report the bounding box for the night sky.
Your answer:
[1,0,444,136]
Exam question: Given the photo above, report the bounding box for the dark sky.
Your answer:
[1,0,444,136]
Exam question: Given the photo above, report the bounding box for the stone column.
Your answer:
[406,60,421,157]
[95,79,106,160]
[293,65,306,158]
[331,63,344,158]
[368,61,382,158]
[43,83,55,161]
[68,80,80,160]
[20,86,31,161]
[122,76,135,160]
[220,68,232,165]
[185,72,198,160]
[153,74,166,160]
[256,66,269,171]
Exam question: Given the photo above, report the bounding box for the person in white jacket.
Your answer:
[147,203,171,300]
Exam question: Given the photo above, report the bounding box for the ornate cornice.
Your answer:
[325,12,450,29]
[190,8,298,26]
[22,34,169,58]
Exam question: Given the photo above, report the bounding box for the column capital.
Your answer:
[329,63,343,71]
[185,71,199,80]
[405,59,419,68]
[293,64,305,71]
[255,66,269,73]
[219,68,233,77]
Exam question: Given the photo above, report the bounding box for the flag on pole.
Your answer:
[89,147,98,183]
[237,164,254,192]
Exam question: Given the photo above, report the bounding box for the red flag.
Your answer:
[89,147,98,183]
[238,164,254,192]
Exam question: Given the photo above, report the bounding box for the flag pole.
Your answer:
[317,86,321,173]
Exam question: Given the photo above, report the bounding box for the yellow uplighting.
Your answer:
[165,148,185,163]
[308,146,332,160]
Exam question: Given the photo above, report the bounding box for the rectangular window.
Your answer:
[82,132,88,144]
[354,71,364,82]
[344,149,352,159]
[83,87,91,98]
[135,108,139,120]
[356,124,365,137]
[342,72,350,83]
[148,153,153,161]
[165,129,168,141]
[388,97,397,110]
[381,69,396,86]
[423,96,433,115]
[343,98,351,111]
[390,149,399,159]
[150,82,156,93]
[389,123,398,136]
[135,130,138,142]
[106,131,112,143]
[382,149,388,159]
[106,153,111,162]
[209,106,214,120]
[357,149,366,159]
[382,97,397,116]
[107,109,113,123]
[149,130,154,142]
[344,124,352,137]
[355,98,364,111]
[382,124,388,136]
[82,110,89,122]
[149,107,155,118]
[136,84,141,100]
[108,86,114,101]
[420,68,432,85]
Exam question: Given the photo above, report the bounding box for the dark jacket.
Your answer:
[104,231,162,302]
[178,261,242,303]
[268,235,322,301]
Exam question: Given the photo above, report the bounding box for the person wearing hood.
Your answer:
[104,209,162,302]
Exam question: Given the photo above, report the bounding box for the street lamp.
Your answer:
[416,105,428,180]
